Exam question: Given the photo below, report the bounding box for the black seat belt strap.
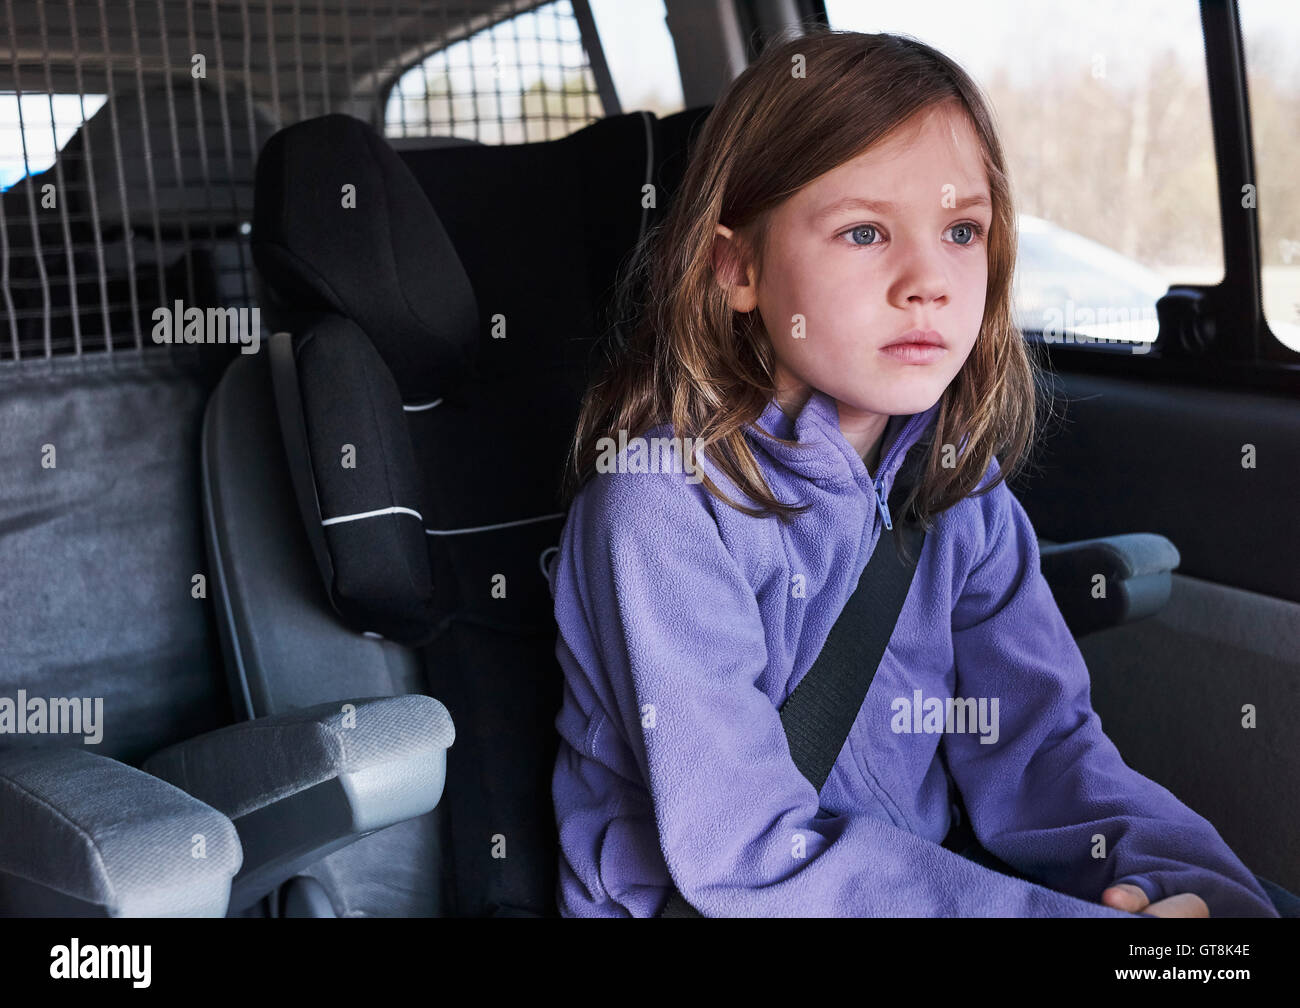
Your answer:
[659,441,929,917]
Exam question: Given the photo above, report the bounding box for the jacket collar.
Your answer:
[746,387,940,495]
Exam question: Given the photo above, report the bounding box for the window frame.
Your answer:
[1200,0,1264,362]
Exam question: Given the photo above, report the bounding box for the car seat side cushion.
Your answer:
[141,695,454,912]
[1038,532,1180,637]
[292,316,441,645]
[0,747,242,917]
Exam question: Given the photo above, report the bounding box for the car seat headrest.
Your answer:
[252,113,478,402]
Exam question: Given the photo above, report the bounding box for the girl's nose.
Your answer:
[890,240,950,308]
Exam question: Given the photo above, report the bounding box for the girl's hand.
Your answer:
[1101,883,1210,917]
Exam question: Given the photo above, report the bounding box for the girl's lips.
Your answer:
[879,343,948,363]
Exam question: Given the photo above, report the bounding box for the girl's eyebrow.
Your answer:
[812,193,992,222]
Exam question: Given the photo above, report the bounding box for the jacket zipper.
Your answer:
[873,475,894,531]
[871,414,923,532]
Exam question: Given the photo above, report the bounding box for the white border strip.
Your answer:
[322,506,425,526]
[425,512,565,536]
[403,398,444,412]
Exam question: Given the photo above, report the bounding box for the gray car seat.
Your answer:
[202,109,663,917]
[0,82,453,918]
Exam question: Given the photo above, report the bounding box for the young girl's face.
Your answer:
[718,101,991,438]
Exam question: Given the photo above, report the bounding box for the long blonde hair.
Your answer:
[563,29,1047,542]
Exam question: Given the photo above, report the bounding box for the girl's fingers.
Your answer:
[1145,893,1210,918]
[1101,884,1151,912]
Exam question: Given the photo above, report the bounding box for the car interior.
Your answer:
[0,0,1296,921]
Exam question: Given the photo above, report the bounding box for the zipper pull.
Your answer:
[874,475,893,531]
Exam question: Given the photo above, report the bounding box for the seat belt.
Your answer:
[658,439,963,917]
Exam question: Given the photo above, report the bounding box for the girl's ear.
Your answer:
[712,224,759,313]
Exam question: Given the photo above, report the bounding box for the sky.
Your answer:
[824,0,1299,91]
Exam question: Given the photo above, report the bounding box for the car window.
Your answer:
[588,0,685,118]
[1014,215,1168,344]
[384,0,607,144]
[824,0,1225,350]
[1239,1,1300,353]
[0,93,106,190]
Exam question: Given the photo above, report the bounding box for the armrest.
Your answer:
[142,694,454,912]
[0,748,242,917]
[1037,532,1181,638]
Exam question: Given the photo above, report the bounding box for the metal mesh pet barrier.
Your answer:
[0,0,606,363]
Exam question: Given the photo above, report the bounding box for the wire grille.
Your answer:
[0,0,604,363]
[385,0,601,144]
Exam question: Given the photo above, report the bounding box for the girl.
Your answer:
[548,29,1279,917]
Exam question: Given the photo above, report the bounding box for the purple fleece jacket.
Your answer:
[548,387,1278,917]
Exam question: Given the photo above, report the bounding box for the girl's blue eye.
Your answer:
[949,222,983,246]
[841,222,984,248]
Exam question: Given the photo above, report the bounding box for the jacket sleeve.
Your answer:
[942,461,1279,917]
[554,466,1145,917]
